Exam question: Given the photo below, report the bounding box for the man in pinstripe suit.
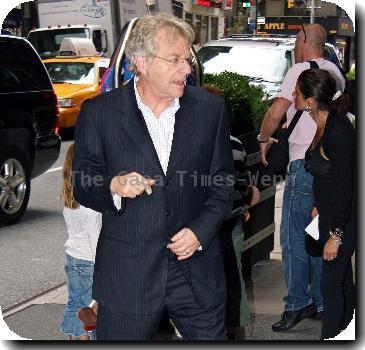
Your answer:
[73,13,234,340]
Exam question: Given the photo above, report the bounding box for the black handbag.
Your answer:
[265,61,319,175]
[265,110,302,175]
[305,235,323,257]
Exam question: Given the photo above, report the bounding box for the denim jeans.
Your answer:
[280,160,323,311]
[61,254,96,339]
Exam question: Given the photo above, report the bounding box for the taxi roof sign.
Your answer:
[57,38,98,58]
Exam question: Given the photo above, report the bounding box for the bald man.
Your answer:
[257,24,346,332]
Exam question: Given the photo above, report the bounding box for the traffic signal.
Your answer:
[287,0,294,8]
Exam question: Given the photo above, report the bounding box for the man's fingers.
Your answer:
[260,143,268,166]
[177,251,193,260]
[143,178,155,195]
[167,241,184,251]
[261,153,268,166]
[170,229,186,243]
[147,179,156,186]
[171,245,190,254]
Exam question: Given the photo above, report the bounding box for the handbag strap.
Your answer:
[286,60,320,138]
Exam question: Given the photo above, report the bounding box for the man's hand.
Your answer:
[167,228,201,260]
[243,209,250,222]
[311,207,318,219]
[110,172,156,198]
[260,137,278,166]
[323,237,340,261]
[247,185,261,206]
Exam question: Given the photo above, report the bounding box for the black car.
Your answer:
[0,35,61,224]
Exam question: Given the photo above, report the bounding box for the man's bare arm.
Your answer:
[258,97,292,165]
[259,97,292,140]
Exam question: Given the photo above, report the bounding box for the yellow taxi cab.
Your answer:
[43,38,110,129]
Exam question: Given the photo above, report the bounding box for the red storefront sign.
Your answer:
[196,0,223,7]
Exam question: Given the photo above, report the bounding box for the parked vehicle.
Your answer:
[28,24,108,59]
[27,0,178,58]
[198,35,342,99]
[0,35,61,224]
[43,38,110,129]
[98,19,276,275]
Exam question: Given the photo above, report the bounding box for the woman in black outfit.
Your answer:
[293,69,356,339]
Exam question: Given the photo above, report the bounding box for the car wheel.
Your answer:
[0,149,31,224]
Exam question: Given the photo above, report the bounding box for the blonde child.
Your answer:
[60,144,101,340]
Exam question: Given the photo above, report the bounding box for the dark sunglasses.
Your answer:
[302,24,307,43]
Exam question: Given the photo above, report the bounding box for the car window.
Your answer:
[200,45,290,83]
[0,40,52,93]
[197,46,232,65]
[44,62,96,84]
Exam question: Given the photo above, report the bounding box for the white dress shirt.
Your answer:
[113,77,179,208]
[134,77,180,174]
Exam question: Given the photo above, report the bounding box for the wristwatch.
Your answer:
[257,134,269,143]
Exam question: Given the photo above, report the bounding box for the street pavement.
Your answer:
[0,184,342,341]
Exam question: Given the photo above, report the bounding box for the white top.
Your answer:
[275,58,346,162]
[113,78,180,209]
[134,77,180,174]
[63,205,102,262]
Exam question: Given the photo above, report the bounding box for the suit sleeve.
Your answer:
[186,101,235,250]
[72,100,126,214]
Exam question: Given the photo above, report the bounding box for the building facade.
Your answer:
[179,0,234,46]
[2,0,233,46]
[247,0,355,71]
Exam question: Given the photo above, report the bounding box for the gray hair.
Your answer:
[125,13,195,74]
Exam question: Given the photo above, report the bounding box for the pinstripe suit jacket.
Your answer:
[73,81,234,316]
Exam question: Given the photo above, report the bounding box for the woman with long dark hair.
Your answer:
[293,68,356,339]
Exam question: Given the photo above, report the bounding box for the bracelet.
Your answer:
[257,134,269,143]
[329,232,342,245]
[332,227,344,238]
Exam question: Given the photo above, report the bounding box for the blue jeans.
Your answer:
[280,160,323,311]
[61,254,96,338]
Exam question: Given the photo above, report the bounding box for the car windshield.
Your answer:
[44,62,95,84]
[198,45,290,83]
[28,28,89,59]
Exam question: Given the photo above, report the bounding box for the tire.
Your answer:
[0,148,31,224]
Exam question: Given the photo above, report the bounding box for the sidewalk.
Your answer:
[2,185,322,341]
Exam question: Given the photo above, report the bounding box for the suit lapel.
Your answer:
[166,88,197,177]
[116,81,164,177]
